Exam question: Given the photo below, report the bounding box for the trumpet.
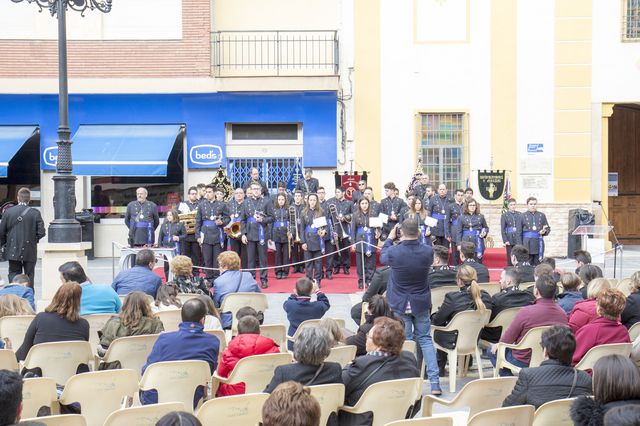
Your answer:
[288,206,300,243]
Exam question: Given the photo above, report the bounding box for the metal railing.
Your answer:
[212,30,339,76]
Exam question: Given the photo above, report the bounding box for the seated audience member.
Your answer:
[0,294,34,319]
[429,245,457,288]
[502,325,592,408]
[571,355,640,426]
[98,291,164,356]
[533,263,554,283]
[213,251,260,329]
[197,295,222,330]
[346,295,395,357]
[265,327,342,393]
[165,256,209,295]
[558,272,585,315]
[431,265,492,373]
[141,298,220,406]
[153,284,182,312]
[578,264,604,299]
[569,278,612,333]
[540,257,562,283]
[457,242,489,283]
[489,274,568,376]
[603,405,640,426]
[572,288,630,365]
[480,267,535,344]
[156,411,202,426]
[340,317,420,425]
[0,370,26,426]
[284,278,330,343]
[235,306,260,322]
[216,315,280,396]
[574,249,592,273]
[111,249,162,298]
[621,271,640,329]
[59,261,122,316]
[318,317,345,347]
[350,266,390,326]
[0,274,34,311]
[16,283,90,362]
[511,245,535,284]
[262,381,321,426]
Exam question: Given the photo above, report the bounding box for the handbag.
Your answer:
[0,206,31,262]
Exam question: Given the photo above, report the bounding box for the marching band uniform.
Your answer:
[521,211,550,265]
[380,196,406,241]
[446,201,464,265]
[226,198,247,268]
[272,206,291,279]
[300,209,326,286]
[125,199,159,247]
[320,204,337,281]
[196,199,230,281]
[351,212,379,289]
[326,197,353,275]
[241,195,274,288]
[158,220,186,279]
[428,195,450,248]
[501,210,523,266]
[295,177,319,195]
[456,213,489,262]
[291,201,305,273]
[242,179,269,197]
[403,211,432,247]
[178,200,202,274]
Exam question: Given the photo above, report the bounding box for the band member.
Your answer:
[196,183,206,202]
[196,185,230,282]
[413,173,430,200]
[351,198,379,289]
[272,193,291,279]
[428,183,450,247]
[399,192,415,220]
[157,208,186,279]
[178,186,202,274]
[446,188,465,265]
[464,187,474,202]
[501,198,523,266]
[327,186,353,275]
[295,167,320,195]
[275,181,294,205]
[521,196,550,265]
[352,179,367,204]
[125,187,160,247]
[300,193,327,286]
[363,187,380,215]
[243,167,269,197]
[241,182,274,288]
[404,197,432,246]
[423,184,435,205]
[455,198,489,262]
[317,186,328,211]
[227,187,248,268]
[291,190,305,274]
[380,182,406,241]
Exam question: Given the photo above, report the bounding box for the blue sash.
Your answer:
[506,226,517,233]
[419,224,428,246]
[463,229,484,258]
[305,225,325,254]
[356,227,373,256]
[432,213,446,220]
[247,216,265,245]
[130,220,153,245]
[163,237,181,255]
[523,231,544,258]
[275,221,289,228]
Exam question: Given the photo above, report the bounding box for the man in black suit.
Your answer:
[511,244,535,284]
[0,188,45,287]
[350,266,390,325]
[429,245,457,288]
[457,241,489,283]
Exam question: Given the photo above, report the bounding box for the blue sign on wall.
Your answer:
[526,143,544,153]
[0,91,337,171]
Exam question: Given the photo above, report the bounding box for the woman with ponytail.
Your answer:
[430,264,493,374]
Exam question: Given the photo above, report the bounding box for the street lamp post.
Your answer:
[11,0,112,243]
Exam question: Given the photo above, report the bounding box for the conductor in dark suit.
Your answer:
[0,188,45,287]
[457,241,490,283]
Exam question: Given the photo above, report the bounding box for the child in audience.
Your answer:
[0,274,35,311]
[283,278,330,347]
[153,284,183,312]
[557,272,585,315]
[197,295,222,330]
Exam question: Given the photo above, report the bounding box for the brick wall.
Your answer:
[482,203,592,258]
[0,0,211,78]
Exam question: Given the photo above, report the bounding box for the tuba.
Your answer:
[224,220,242,239]
[178,211,197,235]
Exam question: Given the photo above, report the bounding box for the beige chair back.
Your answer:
[177,293,200,305]
[325,345,357,367]
[485,307,522,330]
[218,352,293,393]
[386,418,454,426]
[81,313,115,349]
[430,286,458,312]
[288,318,322,340]
[156,309,182,332]
[99,334,160,378]
[617,278,633,296]
[479,283,501,296]
[339,377,422,426]
[494,326,551,376]
[139,360,211,412]
[445,310,491,354]
[196,392,269,426]
[467,405,535,426]
[220,292,269,332]
[21,414,87,426]
[0,315,34,350]
[422,377,518,417]
[401,340,416,354]
[533,398,576,426]
[0,349,18,371]
[59,369,139,426]
[309,383,345,426]
[21,377,58,419]
[204,328,227,362]
[360,302,369,325]
[260,324,287,351]
[575,343,633,371]
[23,341,93,385]
[104,402,185,426]
[629,322,640,341]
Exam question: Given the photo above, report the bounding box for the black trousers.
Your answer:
[323,241,336,274]
[182,240,202,274]
[355,252,376,285]
[451,242,461,266]
[433,236,449,248]
[202,242,223,281]
[333,237,351,269]
[274,241,290,276]
[304,250,323,282]
[228,237,248,269]
[8,260,36,289]
[247,241,268,284]
[529,254,541,266]
[291,242,304,272]
[505,244,513,266]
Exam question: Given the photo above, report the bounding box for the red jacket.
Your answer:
[572,316,631,365]
[568,299,597,333]
[216,333,280,396]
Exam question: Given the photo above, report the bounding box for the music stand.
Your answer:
[118,247,177,282]
[572,225,613,251]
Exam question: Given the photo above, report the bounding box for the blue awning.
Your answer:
[0,126,38,177]
[71,124,183,176]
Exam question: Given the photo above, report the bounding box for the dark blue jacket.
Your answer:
[140,322,219,406]
[283,293,330,337]
[213,270,261,328]
[111,265,162,298]
[557,291,584,316]
[381,238,434,316]
[0,284,35,310]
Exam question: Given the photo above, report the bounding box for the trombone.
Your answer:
[328,204,343,251]
[288,206,300,243]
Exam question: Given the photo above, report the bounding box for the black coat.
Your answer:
[621,291,640,329]
[264,361,343,393]
[571,396,640,426]
[480,287,536,343]
[457,259,490,283]
[0,204,45,262]
[350,267,390,326]
[429,266,457,288]
[124,200,159,246]
[502,359,592,409]
[514,262,535,284]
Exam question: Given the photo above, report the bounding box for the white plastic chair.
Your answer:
[156,309,182,332]
[81,313,115,349]
[478,283,501,296]
[260,324,287,351]
[325,345,357,367]
[22,341,94,385]
[479,307,523,347]
[494,326,551,376]
[204,328,227,362]
[629,322,640,341]
[139,360,211,412]
[104,402,185,426]
[220,292,269,333]
[0,349,18,370]
[430,286,458,312]
[309,383,345,426]
[196,392,269,426]
[97,334,159,378]
[21,377,58,418]
[533,398,576,426]
[212,352,293,394]
[385,418,454,426]
[574,343,633,371]
[0,315,34,351]
[467,405,535,426]
[20,414,87,426]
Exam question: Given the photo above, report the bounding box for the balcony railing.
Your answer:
[212,30,339,77]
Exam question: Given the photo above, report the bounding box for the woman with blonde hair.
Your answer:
[0,294,34,318]
[621,271,640,329]
[167,255,209,295]
[431,264,493,373]
[213,251,260,329]
[569,277,612,332]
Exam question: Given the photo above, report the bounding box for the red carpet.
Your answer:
[154,247,508,294]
